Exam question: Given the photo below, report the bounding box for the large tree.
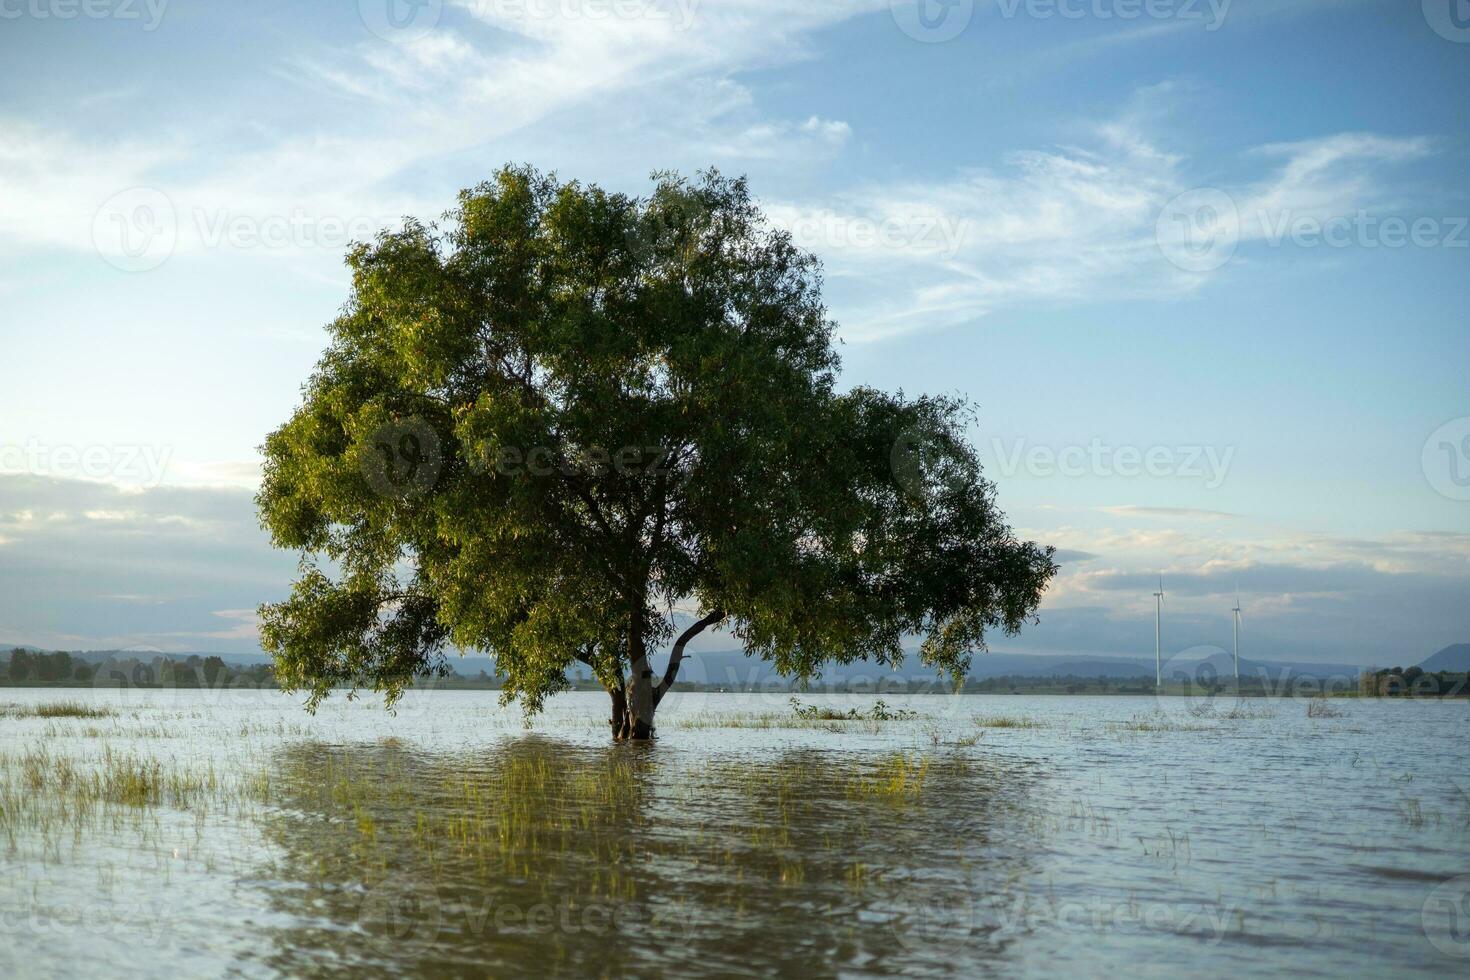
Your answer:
[257,166,1056,740]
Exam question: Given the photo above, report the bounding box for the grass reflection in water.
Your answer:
[248,738,1036,977]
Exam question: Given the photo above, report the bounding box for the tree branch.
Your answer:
[653,607,725,706]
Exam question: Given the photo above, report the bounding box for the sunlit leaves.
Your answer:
[256,165,1056,718]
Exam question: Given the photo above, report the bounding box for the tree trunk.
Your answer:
[607,608,726,741]
[609,684,628,740]
[625,629,656,740]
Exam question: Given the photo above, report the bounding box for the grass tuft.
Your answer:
[2,700,115,719]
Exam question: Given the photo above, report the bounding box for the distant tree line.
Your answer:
[1359,667,1469,698]
[965,674,1158,695]
[3,649,275,689]
[6,649,92,683]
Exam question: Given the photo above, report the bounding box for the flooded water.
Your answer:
[1,687,1467,977]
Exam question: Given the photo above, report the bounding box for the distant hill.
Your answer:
[1417,644,1470,672]
[8,643,1461,685]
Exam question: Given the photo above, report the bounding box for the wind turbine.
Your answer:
[1231,594,1243,691]
[1153,575,1165,690]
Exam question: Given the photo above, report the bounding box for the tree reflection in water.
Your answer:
[244,737,1038,978]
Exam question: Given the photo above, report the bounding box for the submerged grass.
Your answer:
[845,752,931,803]
[972,715,1045,729]
[1108,714,1214,733]
[1306,699,1345,719]
[2,700,115,719]
[0,742,253,856]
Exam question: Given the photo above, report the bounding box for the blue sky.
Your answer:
[0,0,1466,666]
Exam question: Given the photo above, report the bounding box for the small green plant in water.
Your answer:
[789,697,918,722]
[973,715,1044,729]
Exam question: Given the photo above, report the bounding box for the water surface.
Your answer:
[1,688,1466,977]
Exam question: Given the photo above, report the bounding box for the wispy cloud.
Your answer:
[778,116,1433,342]
[0,1,880,266]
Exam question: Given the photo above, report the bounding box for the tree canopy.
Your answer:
[256,165,1056,739]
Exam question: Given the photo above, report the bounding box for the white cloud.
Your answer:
[0,2,881,265]
[775,120,1433,342]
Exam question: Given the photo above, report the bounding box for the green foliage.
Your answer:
[6,649,80,683]
[788,697,917,722]
[257,165,1056,724]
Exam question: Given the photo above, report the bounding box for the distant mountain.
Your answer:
[8,643,1459,684]
[1417,644,1470,672]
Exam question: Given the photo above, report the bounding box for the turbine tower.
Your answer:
[1153,575,1165,690]
[1231,594,1243,691]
